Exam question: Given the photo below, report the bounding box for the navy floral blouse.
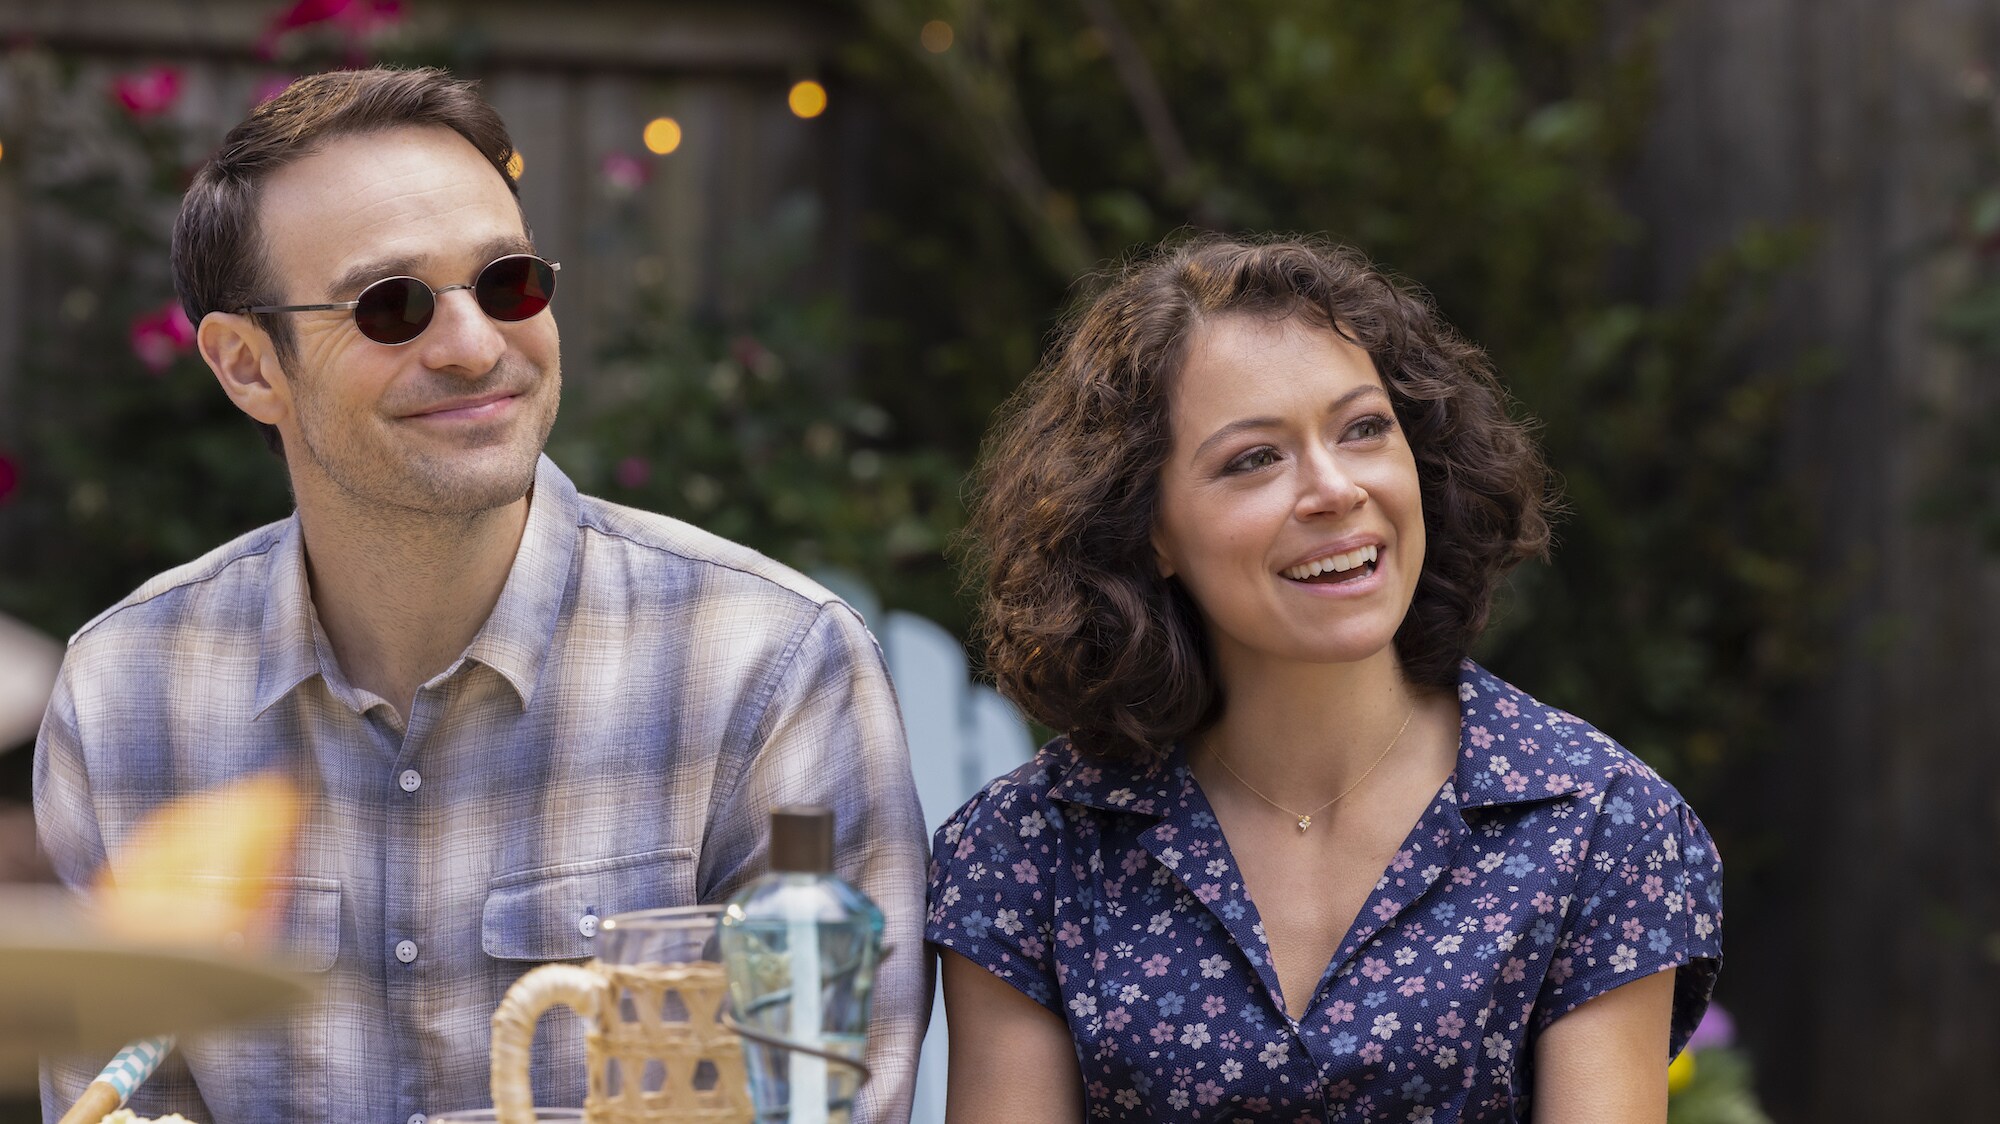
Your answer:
[925,662,1723,1123]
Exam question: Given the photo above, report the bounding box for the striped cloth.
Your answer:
[36,456,930,1124]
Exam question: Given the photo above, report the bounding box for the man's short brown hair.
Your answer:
[964,235,1554,763]
[171,67,521,454]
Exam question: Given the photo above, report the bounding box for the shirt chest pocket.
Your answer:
[481,846,701,962]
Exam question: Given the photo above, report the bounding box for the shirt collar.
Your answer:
[1042,660,1583,816]
[459,455,579,707]
[251,455,580,716]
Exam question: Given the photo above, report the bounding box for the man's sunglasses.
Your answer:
[239,254,560,346]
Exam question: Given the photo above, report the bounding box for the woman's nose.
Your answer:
[1295,445,1366,518]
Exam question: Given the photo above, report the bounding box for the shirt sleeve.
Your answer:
[698,601,932,1124]
[1533,773,1724,1057]
[923,764,1066,1016]
[35,660,216,1122]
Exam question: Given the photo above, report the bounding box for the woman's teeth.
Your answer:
[1283,545,1379,581]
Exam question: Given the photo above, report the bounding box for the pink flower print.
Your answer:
[1150,1021,1176,1044]
[1500,957,1527,984]
[1020,935,1046,960]
[1545,773,1573,793]
[1461,972,1481,990]
[111,67,183,116]
[129,301,196,373]
[1548,956,1574,985]
[1194,882,1222,903]
[1360,956,1391,982]
[1194,1080,1224,1107]
[1642,874,1666,901]
[1469,726,1496,749]
[1436,1010,1465,1036]
[1371,897,1399,921]
[1502,771,1528,793]
[1141,953,1171,977]
[1202,994,1227,1017]
[1121,849,1147,876]
[1113,1087,1140,1110]
[1531,891,1558,914]
[1390,849,1415,873]
[1472,893,1500,911]
[1622,917,1646,942]
[1397,975,1427,997]
[1011,859,1039,884]
[1495,697,1519,717]
[1483,912,1510,933]
[1358,1040,1385,1063]
[1451,867,1476,886]
[1327,999,1356,1024]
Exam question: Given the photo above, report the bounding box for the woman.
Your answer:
[927,236,1722,1123]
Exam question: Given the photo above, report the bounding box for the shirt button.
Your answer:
[407,1115,427,1124]
[398,769,422,793]
[578,913,599,938]
[395,939,418,964]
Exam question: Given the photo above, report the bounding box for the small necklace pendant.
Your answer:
[1296,815,1312,833]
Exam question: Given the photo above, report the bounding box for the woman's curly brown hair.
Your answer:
[963,235,1553,763]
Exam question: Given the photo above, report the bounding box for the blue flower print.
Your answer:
[925,661,1723,1123]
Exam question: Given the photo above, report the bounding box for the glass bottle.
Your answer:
[718,806,884,1124]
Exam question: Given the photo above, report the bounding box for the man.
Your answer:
[35,67,928,1124]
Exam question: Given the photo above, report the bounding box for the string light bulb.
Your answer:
[643,117,683,155]
[788,80,828,119]
[920,20,954,53]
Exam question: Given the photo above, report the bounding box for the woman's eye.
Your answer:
[1345,415,1394,441]
[1224,447,1280,473]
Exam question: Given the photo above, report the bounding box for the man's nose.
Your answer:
[416,288,507,376]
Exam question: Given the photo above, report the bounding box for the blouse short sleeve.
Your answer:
[1533,772,1725,1056]
[924,759,1068,1015]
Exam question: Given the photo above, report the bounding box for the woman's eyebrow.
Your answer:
[1187,385,1391,463]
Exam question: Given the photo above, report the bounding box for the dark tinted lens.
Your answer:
[475,255,555,322]
[353,277,434,345]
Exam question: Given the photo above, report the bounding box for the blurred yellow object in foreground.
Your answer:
[93,774,303,949]
[1667,1047,1697,1094]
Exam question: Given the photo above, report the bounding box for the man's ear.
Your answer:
[198,312,287,427]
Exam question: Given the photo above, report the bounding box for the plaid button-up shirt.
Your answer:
[36,456,930,1124]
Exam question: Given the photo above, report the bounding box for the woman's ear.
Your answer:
[198,312,288,428]
[1151,532,1177,579]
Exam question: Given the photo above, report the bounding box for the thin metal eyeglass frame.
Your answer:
[237,255,560,346]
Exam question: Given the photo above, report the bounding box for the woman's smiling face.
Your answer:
[1151,313,1426,674]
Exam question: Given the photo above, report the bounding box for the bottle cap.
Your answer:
[770,805,834,873]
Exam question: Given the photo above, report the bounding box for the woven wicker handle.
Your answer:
[491,963,605,1124]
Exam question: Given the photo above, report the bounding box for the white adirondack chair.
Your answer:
[813,571,1036,1124]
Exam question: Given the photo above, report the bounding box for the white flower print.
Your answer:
[995,909,1023,936]
[1610,943,1639,972]
[1069,993,1098,1018]
[1180,1023,1211,1048]
[1372,1013,1401,1039]
[1200,954,1230,979]
[1260,1041,1290,1069]
[1483,1032,1511,1060]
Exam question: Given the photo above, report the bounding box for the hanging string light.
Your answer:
[643,117,683,155]
[788,80,828,119]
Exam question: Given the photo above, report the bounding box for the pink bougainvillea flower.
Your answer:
[111,66,183,117]
[1686,1003,1735,1052]
[614,456,651,490]
[601,151,649,194]
[730,334,771,371]
[258,0,403,58]
[0,452,18,506]
[130,301,197,375]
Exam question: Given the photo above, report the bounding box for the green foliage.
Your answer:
[1669,1048,1776,1124]
[0,55,293,637]
[841,0,1824,791]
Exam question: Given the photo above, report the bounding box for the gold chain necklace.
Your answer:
[1208,703,1416,833]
